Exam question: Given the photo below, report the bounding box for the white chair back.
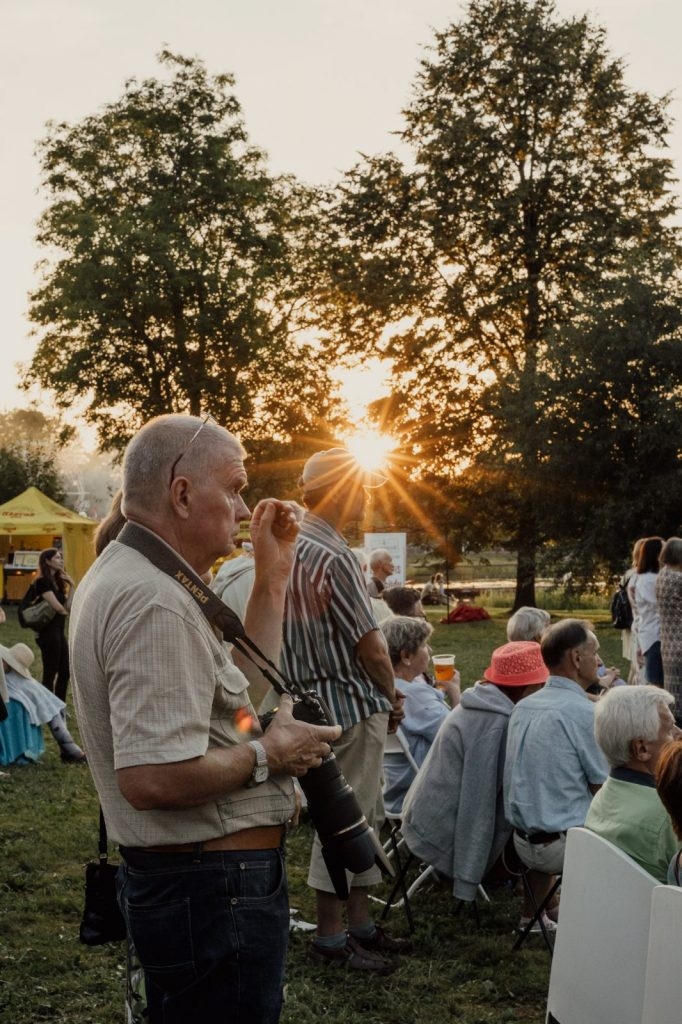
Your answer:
[641,883,682,1024]
[384,726,420,774]
[546,827,657,1024]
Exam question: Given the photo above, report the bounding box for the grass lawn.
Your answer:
[0,604,626,1023]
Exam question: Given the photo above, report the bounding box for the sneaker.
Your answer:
[354,925,413,954]
[309,935,395,974]
[517,913,558,936]
[546,902,560,924]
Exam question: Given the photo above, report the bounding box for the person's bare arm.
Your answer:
[356,629,397,701]
[117,694,341,810]
[232,499,299,705]
[41,589,69,615]
[355,629,405,730]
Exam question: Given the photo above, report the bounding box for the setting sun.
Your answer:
[342,428,397,474]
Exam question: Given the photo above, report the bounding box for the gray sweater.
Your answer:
[401,681,514,901]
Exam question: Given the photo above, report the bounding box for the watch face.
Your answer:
[253,764,269,784]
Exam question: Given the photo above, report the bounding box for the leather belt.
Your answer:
[126,824,285,855]
[515,829,565,845]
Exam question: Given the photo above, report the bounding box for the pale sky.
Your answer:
[1,0,680,430]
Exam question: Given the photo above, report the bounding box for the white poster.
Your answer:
[363,532,407,586]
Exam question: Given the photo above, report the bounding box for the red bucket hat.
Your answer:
[483,641,548,687]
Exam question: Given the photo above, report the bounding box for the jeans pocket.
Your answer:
[124,898,197,996]
[232,850,286,905]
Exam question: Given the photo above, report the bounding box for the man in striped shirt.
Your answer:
[282,448,409,972]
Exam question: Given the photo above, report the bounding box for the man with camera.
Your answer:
[282,448,409,974]
[70,414,340,1024]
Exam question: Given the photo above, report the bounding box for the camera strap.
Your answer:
[117,522,289,696]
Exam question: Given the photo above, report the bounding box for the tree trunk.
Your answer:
[513,503,537,609]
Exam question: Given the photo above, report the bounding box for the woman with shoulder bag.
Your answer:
[34,547,74,701]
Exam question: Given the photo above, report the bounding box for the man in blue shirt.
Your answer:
[505,618,608,930]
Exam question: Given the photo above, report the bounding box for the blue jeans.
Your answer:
[644,641,664,686]
[118,846,289,1024]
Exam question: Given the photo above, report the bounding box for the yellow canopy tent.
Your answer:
[0,486,97,598]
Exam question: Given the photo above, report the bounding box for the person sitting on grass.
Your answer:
[401,641,548,908]
[380,616,460,815]
[584,685,679,882]
[0,642,86,763]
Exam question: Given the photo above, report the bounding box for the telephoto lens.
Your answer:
[290,690,393,900]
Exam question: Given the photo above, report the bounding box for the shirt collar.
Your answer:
[546,674,591,699]
[302,511,347,545]
[611,765,657,788]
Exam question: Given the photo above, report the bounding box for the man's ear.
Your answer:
[168,477,192,519]
[631,737,651,764]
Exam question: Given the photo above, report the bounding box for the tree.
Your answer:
[0,409,69,505]
[26,51,341,462]
[315,0,682,605]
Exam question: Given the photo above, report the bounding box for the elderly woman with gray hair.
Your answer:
[380,616,459,815]
[585,685,679,882]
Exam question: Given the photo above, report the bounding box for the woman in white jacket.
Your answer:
[628,536,664,687]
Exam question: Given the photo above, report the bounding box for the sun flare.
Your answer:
[342,428,396,474]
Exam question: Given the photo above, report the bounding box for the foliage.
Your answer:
[315,0,682,606]
[0,408,71,505]
[26,51,343,461]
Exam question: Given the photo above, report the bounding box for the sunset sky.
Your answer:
[1,0,680,429]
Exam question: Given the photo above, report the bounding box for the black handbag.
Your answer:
[79,807,127,946]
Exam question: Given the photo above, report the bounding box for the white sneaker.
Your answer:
[517,913,558,935]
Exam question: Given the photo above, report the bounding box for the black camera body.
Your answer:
[262,689,392,901]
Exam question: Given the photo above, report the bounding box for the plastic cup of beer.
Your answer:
[432,654,456,688]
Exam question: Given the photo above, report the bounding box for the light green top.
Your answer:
[585,771,679,883]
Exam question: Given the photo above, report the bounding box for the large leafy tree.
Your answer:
[26,51,340,463]
[316,0,682,605]
[0,409,70,505]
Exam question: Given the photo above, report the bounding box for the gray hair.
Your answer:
[661,537,682,569]
[369,548,392,570]
[594,685,675,768]
[380,615,432,666]
[122,414,244,514]
[507,606,551,642]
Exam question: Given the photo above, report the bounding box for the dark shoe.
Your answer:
[60,747,87,764]
[309,935,395,974]
[354,925,413,954]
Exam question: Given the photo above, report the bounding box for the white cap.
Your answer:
[299,448,387,494]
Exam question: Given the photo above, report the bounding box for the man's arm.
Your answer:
[232,499,298,706]
[356,629,405,730]
[118,695,341,810]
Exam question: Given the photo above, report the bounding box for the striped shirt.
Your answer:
[282,513,392,731]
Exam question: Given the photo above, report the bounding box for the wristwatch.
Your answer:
[246,740,269,786]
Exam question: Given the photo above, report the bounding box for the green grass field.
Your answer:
[0,604,625,1023]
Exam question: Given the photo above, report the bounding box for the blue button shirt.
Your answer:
[504,675,608,833]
